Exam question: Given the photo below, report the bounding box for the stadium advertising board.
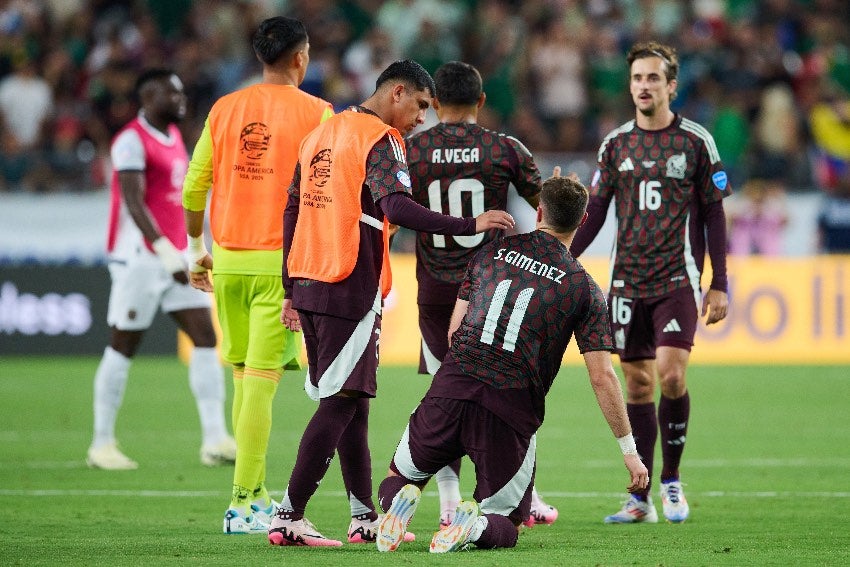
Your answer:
[379,255,850,365]
[0,265,177,355]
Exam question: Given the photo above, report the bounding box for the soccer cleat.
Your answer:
[603,494,659,524]
[430,500,480,553]
[376,484,421,552]
[86,443,138,470]
[250,499,279,525]
[347,515,415,544]
[268,511,342,547]
[223,508,268,534]
[660,480,689,523]
[523,497,559,527]
[200,436,237,466]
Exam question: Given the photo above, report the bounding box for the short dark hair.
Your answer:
[540,176,588,233]
[134,68,175,98]
[252,16,307,66]
[375,59,435,97]
[627,41,679,99]
[434,61,482,106]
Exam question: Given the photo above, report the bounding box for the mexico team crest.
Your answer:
[665,153,686,179]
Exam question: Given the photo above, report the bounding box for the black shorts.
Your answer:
[417,303,454,375]
[609,286,700,362]
[299,307,380,399]
[391,396,534,525]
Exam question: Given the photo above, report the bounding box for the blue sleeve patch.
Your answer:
[712,171,728,190]
[396,170,411,188]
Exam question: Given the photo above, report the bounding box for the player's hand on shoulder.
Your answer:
[474,210,514,233]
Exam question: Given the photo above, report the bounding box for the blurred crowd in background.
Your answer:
[1,0,849,252]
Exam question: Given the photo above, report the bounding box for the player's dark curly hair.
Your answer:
[540,176,588,233]
[252,16,308,66]
[375,59,436,97]
[134,68,175,98]
[434,61,482,106]
[627,41,679,100]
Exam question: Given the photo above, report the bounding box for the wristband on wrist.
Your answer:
[617,433,638,456]
[187,235,207,255]
[186,235,209,273]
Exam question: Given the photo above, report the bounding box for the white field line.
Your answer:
[0,489,848,498]
[4,457,850,470]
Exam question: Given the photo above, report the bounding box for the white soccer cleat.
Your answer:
[603,494,659,524]
[660,480,690,523]
[86,443,138,470]
[223,508,268,535]
[348,515,415,544]
[200,436,237,466]
[430,500,481,553]
[376,484,421,552]
[267,512,342,547]
[250,499,279,525]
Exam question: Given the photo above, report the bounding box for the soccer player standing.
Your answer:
[182,17,333,534]
[269,60,515,547]
[375,175,648,553]
[406,60,557,527]
[570,41,731,524]
[87,69,234,471]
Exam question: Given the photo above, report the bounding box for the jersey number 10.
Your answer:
[428,179,486,248]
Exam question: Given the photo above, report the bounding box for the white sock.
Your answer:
[91,346,131,448]
[531,485,542,506]
[189,347,228,445]
[435,465,461,515]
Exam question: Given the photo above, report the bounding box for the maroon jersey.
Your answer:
[592,114,731,298]
[429,231,612,433]
[406,122,541,305]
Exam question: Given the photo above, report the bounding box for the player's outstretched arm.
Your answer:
[583,350,649,492]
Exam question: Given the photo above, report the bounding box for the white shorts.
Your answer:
[106,247,210,331]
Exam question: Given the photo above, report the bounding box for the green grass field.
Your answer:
[1,357,849,566]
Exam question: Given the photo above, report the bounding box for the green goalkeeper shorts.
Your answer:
[213,273,302,370]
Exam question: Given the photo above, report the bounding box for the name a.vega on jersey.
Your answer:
[430,148,481,164]
[494,248,567,283]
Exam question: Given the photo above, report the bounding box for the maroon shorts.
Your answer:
[417,303,454,375]
[392,396,534,525]
[298,308,380,399]
[609,286,700,362]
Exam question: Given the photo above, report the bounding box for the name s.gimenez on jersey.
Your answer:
[494,248,567,283]
[430,148,481,164]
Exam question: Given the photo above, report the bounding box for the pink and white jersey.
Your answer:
[107,113,188,256]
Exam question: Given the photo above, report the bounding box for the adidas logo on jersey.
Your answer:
[663,319,682,332]
[618,157,634,172]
